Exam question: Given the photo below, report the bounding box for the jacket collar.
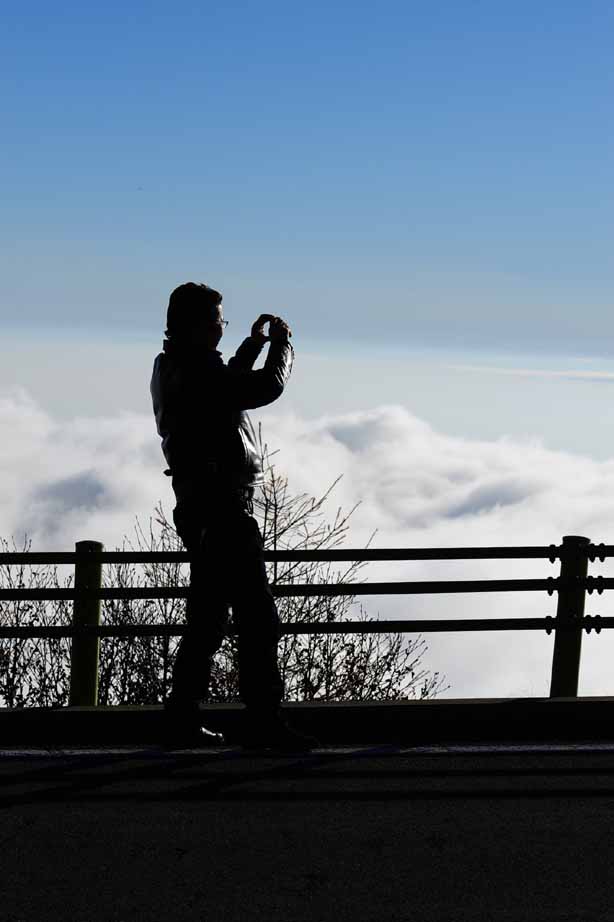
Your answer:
[163,338,223,364]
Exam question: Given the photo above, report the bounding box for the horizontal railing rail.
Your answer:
[2,543,614,564]
[0,535,610,705]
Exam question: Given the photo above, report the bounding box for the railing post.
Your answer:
[69,540,103,707]
[549,535,589,698]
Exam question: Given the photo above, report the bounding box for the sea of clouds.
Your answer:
[3,389,614,699]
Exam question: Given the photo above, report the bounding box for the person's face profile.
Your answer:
[193,302,226,347]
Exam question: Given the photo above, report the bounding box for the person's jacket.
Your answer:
[150,334,293,499]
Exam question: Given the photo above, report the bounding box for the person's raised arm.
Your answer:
[222,316,294,410]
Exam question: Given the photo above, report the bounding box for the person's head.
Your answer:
[165,282,227,349]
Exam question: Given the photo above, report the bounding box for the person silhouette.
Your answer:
[151,282,318,751]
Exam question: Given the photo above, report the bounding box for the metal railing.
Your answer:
[1,534,613,706]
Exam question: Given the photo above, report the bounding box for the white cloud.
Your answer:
[1,390,168,548]
[2,391,614,700]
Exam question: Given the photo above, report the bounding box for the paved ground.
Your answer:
[3,741,614,921]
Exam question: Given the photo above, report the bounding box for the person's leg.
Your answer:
[229,511,318,750]
[166,505,230,716]
[228,511,283,712]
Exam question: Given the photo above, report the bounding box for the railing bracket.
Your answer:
[587,575,605,596]
[589,543,607,563]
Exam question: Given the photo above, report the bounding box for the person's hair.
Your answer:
[165,282,223,337]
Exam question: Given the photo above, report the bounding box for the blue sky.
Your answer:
[2,0,614,354]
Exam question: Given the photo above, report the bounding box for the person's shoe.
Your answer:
[162,722,226,749]
[162,705,225,749]
[243,714,320,753]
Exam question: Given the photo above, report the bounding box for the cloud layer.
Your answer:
[3,390,614,699]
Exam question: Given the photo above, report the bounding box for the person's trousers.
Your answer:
[168,496,283,714]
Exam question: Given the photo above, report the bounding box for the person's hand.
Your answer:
[269,316,292,342]
[251,313,276,340]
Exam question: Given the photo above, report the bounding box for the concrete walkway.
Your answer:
[3,741,614,921]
